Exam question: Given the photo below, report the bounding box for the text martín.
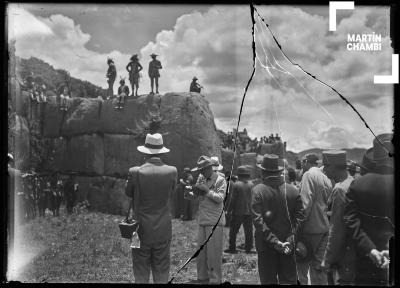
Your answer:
[347,33,382,51]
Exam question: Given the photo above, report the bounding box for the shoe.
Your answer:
[224,248,237,254]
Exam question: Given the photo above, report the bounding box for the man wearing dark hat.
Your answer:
[297,150,348,285]
[186,156,227,284]
[251,154,304,284]
[106,58,117,99]
[343,133,394,285]
[322,160,357,285]
[148,53,162,94]
[190,76,203,93]
[302,153,319,174]
[125,133,177,283]
[126,54,143,97]
[225,165,254,254]
[115,78,130,109]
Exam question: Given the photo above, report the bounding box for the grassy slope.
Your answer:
[12,208,259,284]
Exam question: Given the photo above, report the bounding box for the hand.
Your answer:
[195,183,209,194]
[369,249,384,267]
[319,260,330,272]
[380,250,390,269]
[274,241,291,255]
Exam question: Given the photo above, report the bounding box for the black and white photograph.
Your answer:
[5,2,397,285]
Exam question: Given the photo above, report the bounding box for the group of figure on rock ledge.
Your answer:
[222,128,283,154]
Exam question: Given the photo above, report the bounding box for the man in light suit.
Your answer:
[125,133,177,283]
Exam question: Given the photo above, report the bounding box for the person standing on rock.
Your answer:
[186,156,227,284]
[64,175,77,214]
[225,165,254,254]
[106,58,117,99]
[180,167,194,220]
[126,54,143,97]
[125,133,177,284]
[59,85,71,112]
[148,53,162,95]
[189,77,203,93]
[116,78,129,110]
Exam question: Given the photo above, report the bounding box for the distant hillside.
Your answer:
[15,56,106,98]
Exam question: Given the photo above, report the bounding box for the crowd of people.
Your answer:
[8,155,79,223]
[221,128,283,153]
[124,132,393,285]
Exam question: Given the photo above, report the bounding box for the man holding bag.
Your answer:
[125,133,177,284]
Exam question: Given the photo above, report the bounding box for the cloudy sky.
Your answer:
[8,4,394,152]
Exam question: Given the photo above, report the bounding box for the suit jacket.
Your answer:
[344,172,394,256]
[251,177,304,252]
[324,175,355,266]
[125,157,177,244]
[228,180,253,215]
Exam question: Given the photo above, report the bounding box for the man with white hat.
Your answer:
[210,156,224,177]
[297,150,348,285]
[125,133,177,283]
[343,133,394,285]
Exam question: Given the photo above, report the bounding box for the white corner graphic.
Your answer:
[374,54,399,84]
[329,2,355,31]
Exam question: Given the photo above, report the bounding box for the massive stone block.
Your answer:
[239,152,257,179]
[259,142,285,158]
[220,148,240,175]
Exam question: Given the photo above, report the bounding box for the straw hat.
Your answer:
[137,133,170,155]
[210,156,223,171]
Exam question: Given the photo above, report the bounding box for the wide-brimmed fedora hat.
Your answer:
[193,76,198,80]
[364,133,394,168]
[257,154,284,172]
[107,57,114,64]
[130,54,138,60]
[137,133,170,155]
[237,165,251,176]
[295,239,313,263]
[191,156,213,172]
[305,153,319,164]
[150,53,158,57]
[210,156,223,171]
[356,147,376,172]
[322,150,347,167]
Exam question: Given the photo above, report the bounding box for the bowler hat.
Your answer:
[191,156,213,172]
[256,154,284,172]
[211,156,223,171]
[322,150,347,167]
[365,133,394,168]
[237,165,251,176]
[137,133,170,155]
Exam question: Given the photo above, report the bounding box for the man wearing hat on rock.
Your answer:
[186,156,227,284]
[126,54,143,97]
[115,78,130,109]
[106,58,117,99]
[189,76,203,93]
[251,154,304,284]
[297,150,348,285]
[148,53,162,95]
[225,165,254,254]
[125,133,177,283]
[343,133,394,285]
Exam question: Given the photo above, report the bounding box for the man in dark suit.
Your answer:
[344,133,394,285]
[125,133,177,284]
[251,154,304,284]
[225,165,254,254]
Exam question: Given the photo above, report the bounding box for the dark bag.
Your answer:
[119,168,140,239]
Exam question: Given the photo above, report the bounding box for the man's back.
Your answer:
[229,180,253,215]
[127,157,177,244]
[300,166,333,234]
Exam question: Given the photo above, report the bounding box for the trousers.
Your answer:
[228,214,253,251]
[197,225,224,284]
[131,239,171,283]
[257,248,297,284]
[297,232,328,285]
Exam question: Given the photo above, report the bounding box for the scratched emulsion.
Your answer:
[169,3,393,283]
[168,5,258,284]
[252,5,393,157]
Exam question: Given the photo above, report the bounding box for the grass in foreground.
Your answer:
[11,207,259,284]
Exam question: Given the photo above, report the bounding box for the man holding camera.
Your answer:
[251,154,304,284]
[186,156,226,284]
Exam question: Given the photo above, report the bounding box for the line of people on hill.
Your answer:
[222,129,283,153]
[123,132,393,285]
